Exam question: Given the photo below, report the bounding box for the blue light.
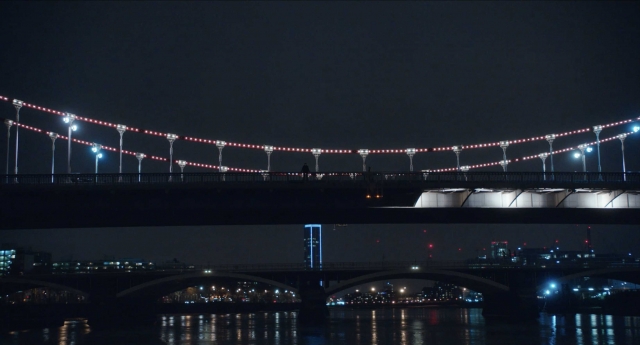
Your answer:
[586,147,593,153]
[550,283,556,289]
[573,152,581,158]
[545,290,550,295]
[634,126,639,133]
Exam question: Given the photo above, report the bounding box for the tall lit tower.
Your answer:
[304,224,322,269]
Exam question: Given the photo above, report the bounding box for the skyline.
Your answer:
[1,2,639,282]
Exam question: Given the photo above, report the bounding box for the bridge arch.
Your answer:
[0,277,90,299]
[536,267,640,291]
[325,269,510,297]
[116,271,299,300]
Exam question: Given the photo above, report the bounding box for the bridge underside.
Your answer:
[1,180,639,229]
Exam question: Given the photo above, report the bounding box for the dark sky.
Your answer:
[1,2,639,291]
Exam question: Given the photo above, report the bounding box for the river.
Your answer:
[1,308,639,345]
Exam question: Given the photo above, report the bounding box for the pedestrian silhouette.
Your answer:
[301,163,310,181]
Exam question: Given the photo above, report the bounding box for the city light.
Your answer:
[634,126,639,133]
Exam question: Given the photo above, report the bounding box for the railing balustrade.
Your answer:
[0,172,638,186]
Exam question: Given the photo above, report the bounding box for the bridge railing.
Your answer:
[0,172,638,186]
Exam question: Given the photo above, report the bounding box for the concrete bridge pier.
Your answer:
[482,270,540,320]
[87,296,158,329]
[297,281,328,325]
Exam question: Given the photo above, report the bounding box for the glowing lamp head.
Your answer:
[49,132,58,140]
[545,134,556,142]
[135,152,145,160]
[634,126,640,133]
[166,133,178,141]
[97,153,103,159]
[91,143,101,153]
[12,99,23,107]
[460,165,470,172]
[219,166,228,173]
[4,119,14,127]
[216,140,226,148]
[452,146,462,153]
[71,124,78,131]
[264,145,274,153]
[538,152,549,159]
[499,141,509,149]
[177,160,187,168]
[573,152,581,159]
[406,148,416,155]
[311,148,322,155]
[116,124,127,134]
[586,146,593,153]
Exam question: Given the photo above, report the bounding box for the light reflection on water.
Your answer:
[0,309,639,345]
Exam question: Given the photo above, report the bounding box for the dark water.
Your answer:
[2,308,640,345]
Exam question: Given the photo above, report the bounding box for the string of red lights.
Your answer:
[2,95,637,155]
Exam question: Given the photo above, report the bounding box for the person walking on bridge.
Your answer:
[301,163,310,181]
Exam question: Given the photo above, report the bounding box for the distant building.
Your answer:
[491,241,509,259]
[0,245,52,276]
[303,224,322,269]
[52,258,154,274]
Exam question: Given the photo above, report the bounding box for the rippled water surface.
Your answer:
[2,308,640,345]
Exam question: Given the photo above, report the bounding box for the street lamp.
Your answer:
[452,146,462,171]
[499,141,509,172]
[311,148,321,172]
[358,149,369,172]
[63,114,78,174]
[116,124,126,175]
[12,99,23,175]
[406,148,416,172]
[166,133,178,180]
[49,132,58,182]
[215,140,226,166]
[593,125,602,173]
[262,145,274,172]
[219,166,228,181]
[617,133,628,179]
[177,160,186,181]
[545,134,556,173]
[634,126,640,133]
[575,144,592,173]
[4,119,13,176]
[499,159,508,172]
[460,165,470,181]
[92,143,102,174]
[135,153,145,182]
[538,152,549,180]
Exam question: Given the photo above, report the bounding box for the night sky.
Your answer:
[1,2,639,291]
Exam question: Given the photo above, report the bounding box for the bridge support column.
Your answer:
[482,288,539,320]
[297,281,328,325]
[87,296,158,329]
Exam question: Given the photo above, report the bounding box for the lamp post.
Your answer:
[499,159,508,172]
[4,119,13,176]
[452,146,462,171]
[499,141,509,172]
[545,134,556,173]
[264,145,274,172]
[135,153,145,182]
[49,132,58,182]
[575,144,592,173]
[63,114,78,174]
[593,125,602,173]
[311,148,321,172]
[358,149,369,172]
[166,133,177,180]
[538,152,549,180]
[116,124,126,176]
[177,160,187,181]
[460,165,470,181]
[617,133,628,180]
[219,166,228,181]
[12,99,23,175]
[406,148,416,172]
[92,143,102,174]
[216,140,226,166]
